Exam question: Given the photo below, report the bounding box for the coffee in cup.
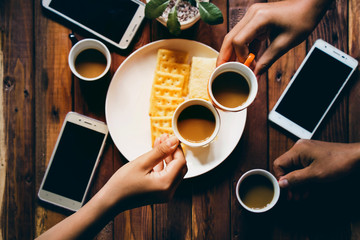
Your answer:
[68,39,111,81]
[236,169,280,213]
[172,99,220,147]
[208,62,258,112]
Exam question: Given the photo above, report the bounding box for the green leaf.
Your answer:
[145,0,170,19]
[167,6,181,36]
[198,2,223,25]
[187,0,197,7]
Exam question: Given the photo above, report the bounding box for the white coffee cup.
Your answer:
[208,61,258,112]
[172,99,220,147]
[68,39,111,81]
[236,169,280,213]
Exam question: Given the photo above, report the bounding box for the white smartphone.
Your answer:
[42,0,145,49]
[38,112,108,211]
[269,39,358,139]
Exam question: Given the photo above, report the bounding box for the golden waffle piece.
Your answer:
[152,71,185,89]
[149,95,184,117]
[150,116,173,145]
[149,49,191,146]
[158,62,191,96]
[156,49,189,70]
[188,57,217,100]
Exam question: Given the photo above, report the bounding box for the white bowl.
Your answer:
[146,0,208,30]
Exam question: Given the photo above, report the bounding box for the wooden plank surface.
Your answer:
[1,0,360,239]
[33,0,73,236]
[1,0,36,239]
[0,27,5,240]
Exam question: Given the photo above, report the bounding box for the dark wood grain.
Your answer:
[1,0,36,239]
[0,28,5,240]
[1,0,360,239]
[33,0,74,237]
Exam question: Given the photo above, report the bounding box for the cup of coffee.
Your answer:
[208,62,258,112]
[172,99,220,147]
[68,39,111,81]
[236,169,280,213]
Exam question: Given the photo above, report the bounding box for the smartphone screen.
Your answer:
[273,48,353,133]
[48,0,140,43]
[42,122,106,202]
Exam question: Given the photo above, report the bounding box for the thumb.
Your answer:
[139,136,180,171]
[278,168,314,189]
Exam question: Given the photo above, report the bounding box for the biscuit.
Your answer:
[149,95,184,116]
[152,71,185,89]
[150,49,191,146]
[159,62,190,96]
[150,116,173,145]
[188,57,217,100]
[156,49,189,70]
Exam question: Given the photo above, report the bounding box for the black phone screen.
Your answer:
[274,48,352,132]
[43,122,106,202]
[49,0,140,43]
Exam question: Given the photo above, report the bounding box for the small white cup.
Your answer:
[236,169,280,213]
[172,99,220,147]
[208,62,258,112]
[68,39,111,81]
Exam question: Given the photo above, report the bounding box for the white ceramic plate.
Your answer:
[105,39,247,178]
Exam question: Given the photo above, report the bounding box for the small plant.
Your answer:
[145,0,223,35]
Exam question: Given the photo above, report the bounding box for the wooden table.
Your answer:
[1,0,360,239]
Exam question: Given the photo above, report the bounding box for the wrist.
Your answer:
[92,184,127,216]
[295,0,333,27]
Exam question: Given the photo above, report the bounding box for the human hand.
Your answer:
[273,140,360,192]
[35,134,187,240]
[99,134,187,211]
[217,0,330,75]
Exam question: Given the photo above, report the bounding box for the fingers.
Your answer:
[253,34,292,75]
[278,168,314,189]
[152,137,164,172]
[165,146,187,180]
[217,4,261,66]
[139,135,180,171]
[274,140,318,189]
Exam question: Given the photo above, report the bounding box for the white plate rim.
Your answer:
[105,39,247,178]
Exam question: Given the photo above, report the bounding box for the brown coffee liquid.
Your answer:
[75,49,107,78]
[239,174,274,209]
[177,105,215,143]
[212,71,249,108]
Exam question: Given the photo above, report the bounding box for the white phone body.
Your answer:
[42,0,145,49]
[269,39,358,139]
[38,112,108,211]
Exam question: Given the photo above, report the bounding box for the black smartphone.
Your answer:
[42,0,145,49]
[269,39,358,139]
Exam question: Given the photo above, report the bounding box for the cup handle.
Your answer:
[244,53,255,67]
[69,33,78,46]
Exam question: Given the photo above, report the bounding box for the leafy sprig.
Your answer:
[145,0,223,35]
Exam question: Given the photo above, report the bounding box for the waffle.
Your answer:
[149,49,190,145]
